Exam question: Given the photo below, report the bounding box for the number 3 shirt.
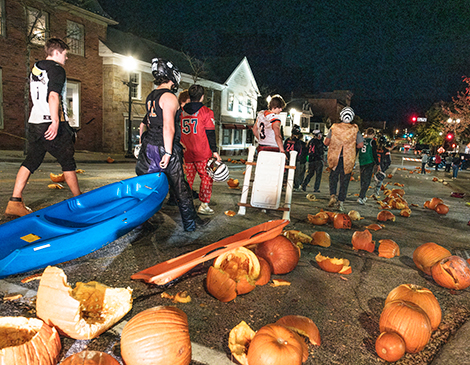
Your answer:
[256,110,281,147]
[180,102,215,163]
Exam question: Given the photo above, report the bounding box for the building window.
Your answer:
[66,81,80,128]
[222,129,231,145]
[66,21,84,56]
[0,0,5,37]
[301,116,309,129]
[0,68,3,129]
[205,89,214,109]
[28,7,48,45]
[247,98,252,115]
[227,92,234,111]
[233,129,243,145]
[130,72,141,100]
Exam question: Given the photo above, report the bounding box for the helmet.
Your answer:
[339,106,355,123]
[206,158,229,182]
[151,58,181,92]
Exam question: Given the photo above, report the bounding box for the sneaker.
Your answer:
[293,187,301,192]
[338,201,345,212]
[5,199,32,217]
[314,189,320,193]
[328,195,337,207]
[301,185,307,192]
[363,197,368,203]
[198,202,214,215]
[357,198,365,205]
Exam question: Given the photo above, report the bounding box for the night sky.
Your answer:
[99,0,470,128]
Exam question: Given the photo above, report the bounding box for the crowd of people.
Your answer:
[4,49,466,227]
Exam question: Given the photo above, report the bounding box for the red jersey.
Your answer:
[180,104,215,163]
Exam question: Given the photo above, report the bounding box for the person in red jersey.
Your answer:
[180,84,221,215]
[252,94,286,153]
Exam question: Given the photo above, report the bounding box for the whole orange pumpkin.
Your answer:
[121,306,191,365]
[247,324,304,365]
[379,300,432,353]
[412,242,451,276]
[0,316,61,365]
[256,235,300,274]
[375,332,405,362]
[385,284,441,331]
[275,315,321,346]
[431,256,470,290]
[333,213,352,229]
[60,350,120,365]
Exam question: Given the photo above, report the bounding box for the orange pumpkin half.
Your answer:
[315,253,351,274]
[36,266,133,340]
[0,316,61,365]
[351,229,375,253]
[412,242,451,276]
[379,300,432,354]
[431,256,470,290]
[247,324,305,365]
[385,284,441,331]
[378,239,400,258]
[50,172,65,183]
[60,350,120,365]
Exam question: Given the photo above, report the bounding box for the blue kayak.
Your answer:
[0,173,168,278]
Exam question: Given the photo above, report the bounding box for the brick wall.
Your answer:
[0,0,107,151]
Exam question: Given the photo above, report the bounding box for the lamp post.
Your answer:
[123,56,137,158]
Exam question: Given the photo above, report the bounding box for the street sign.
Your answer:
[417,117,427,122]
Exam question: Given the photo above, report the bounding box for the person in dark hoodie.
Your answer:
[180,84,221,215]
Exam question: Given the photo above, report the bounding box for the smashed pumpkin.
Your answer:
[307,212,329,225]
[351,229,375,253]
[413,242,451,276]
[315,253,351,274]
[378,239,400,258]
[206,247,260,302]
[36,266,133,340]
[50,172,65,183]
[377,210,395,222]
[275,315,321,346]
[121,306,191,365]
[228,321,256,365]
[385,284,441,331]
[0,316,61,365]
[333,213,352,229]
[431,256,470,290]
[311,231,331,247]
[379,300,432,354]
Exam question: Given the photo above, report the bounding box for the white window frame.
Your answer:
[27,7,49,45]
[66,81,80,128]
[66,20,84,56]
[227,92,234,111]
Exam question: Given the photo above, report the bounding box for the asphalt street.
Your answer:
[0,149,469,365]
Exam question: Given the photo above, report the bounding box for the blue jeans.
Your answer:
[452,164,459,178]
[329,157,351,202]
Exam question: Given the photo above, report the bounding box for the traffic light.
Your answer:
[411,116,417,123]
[446,133,454,141]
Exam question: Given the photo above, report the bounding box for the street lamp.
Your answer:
[123,56,137,158]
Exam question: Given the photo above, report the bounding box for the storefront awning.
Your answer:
[223,123,249,130]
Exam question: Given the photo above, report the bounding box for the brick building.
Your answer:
[0,0,116,151]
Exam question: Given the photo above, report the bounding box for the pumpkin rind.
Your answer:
[311,231,331,247]
[256,256,272,286]
[378,239,400,258]
[333,213,352,229]
[256,236,300,274]
[247,324,304,365]
[0,316,61,365]
[228,321,256,365]
[36,266,133,340]
[428,197,444,210]
[50,172,65,183]
[385,284,441,331]
[379,300,432,353]
[275,315,321,346]
[434,204,449,215]
[375,332,405,362]
[377,210,396,222]
[431,256,470,290]
[307,212,329,225]
[206,266,238,302]
[315,253,344,273]
[412,242,451,276]
[351,229,375,253]
[121,306,191,365]
[59,350,120,365]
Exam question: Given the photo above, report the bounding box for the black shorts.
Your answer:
[22,122,76,173]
